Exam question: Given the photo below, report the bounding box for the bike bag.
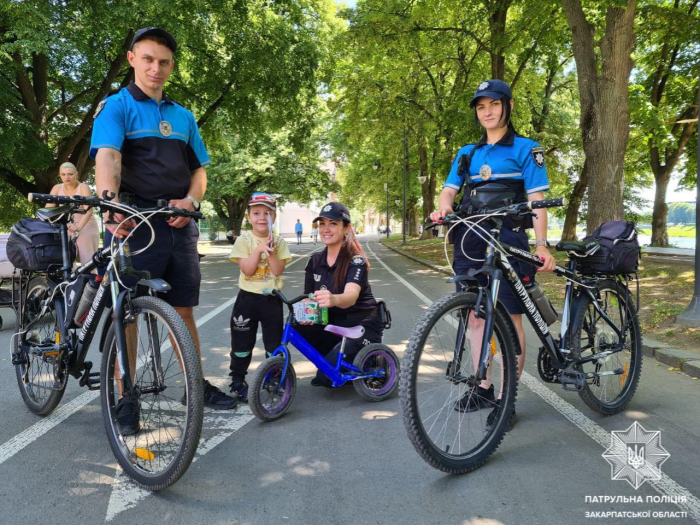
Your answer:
[6,218,76,271]
[459,180,533,230]
[377,300,392,330]
[575,221,640,275]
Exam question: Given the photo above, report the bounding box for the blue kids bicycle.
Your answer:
[248,289,399,422]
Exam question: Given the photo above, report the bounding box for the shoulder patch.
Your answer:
[530,147,545,168]
[93,100,107,119]
[351,255,365,266]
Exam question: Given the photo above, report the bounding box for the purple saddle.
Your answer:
[324,324,365,340]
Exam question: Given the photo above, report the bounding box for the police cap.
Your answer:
[469,79,512,107]
[131,27,177,53]
[313,202,351,223]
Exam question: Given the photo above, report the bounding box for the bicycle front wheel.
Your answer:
[571,279,642,414]
[100,296,203,490]
[400,292,518,474]
[14,276,68,415]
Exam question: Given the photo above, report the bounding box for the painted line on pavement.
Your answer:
[366,241,700,523]
[0,249,316,470]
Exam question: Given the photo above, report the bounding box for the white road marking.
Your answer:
[105,407,255,521]
[367,241,700,523]
[0,249,316,492]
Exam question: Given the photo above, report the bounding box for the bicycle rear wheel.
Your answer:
[571,279,642,415]
[100,296,203,490]
[400,292,518,473]
[14,276,67,415]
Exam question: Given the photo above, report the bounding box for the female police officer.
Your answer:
[430,79,556,428]
[297,202,384,387]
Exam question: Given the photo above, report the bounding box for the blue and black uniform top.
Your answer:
[89,82,210,203]
[304,249,378,320]
[443,128,549,195]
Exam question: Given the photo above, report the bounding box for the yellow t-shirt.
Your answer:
[229,231,292,293]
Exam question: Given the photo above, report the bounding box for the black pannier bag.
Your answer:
[575,221,640,274]
[6,218,75,271]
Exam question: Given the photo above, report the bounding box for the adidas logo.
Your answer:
[233,315,250,328]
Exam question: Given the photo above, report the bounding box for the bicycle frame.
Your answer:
[458,222,629,383]
[270,305,385,388]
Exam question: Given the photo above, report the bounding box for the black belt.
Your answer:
[330,308,380,323]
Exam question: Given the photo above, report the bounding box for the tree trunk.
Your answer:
[562,0,636,234]
[561,160,590,241]
[650,170,671,246]
[485,0,512,80]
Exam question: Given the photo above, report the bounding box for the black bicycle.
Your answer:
[11,192,205,490]
[400,199,642,473]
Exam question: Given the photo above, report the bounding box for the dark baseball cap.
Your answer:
[313,202,351,223]
[131,27,177,53]
[469,79,512,107]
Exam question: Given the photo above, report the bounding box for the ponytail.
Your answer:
[333,224,370,292]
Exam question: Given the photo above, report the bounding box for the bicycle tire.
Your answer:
[570,279,642,415]
[14,276,67,415]
[352,343,400,402]
[400,292,518,474]
[249,356,296,422]
[100,296,203,490]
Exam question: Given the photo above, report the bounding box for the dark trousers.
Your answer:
[296,317,384,385]
[229,290,284,380]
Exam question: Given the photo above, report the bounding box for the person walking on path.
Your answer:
[90,27,238,434]
[295,219,303,244]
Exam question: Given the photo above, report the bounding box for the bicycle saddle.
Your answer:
[555,240,599,256]
[36,205,72,223]
[324,324,365,340]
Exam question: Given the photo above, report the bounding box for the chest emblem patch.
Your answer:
[479,164,492,180]
[314,274,321,282]
[159,120,173,137]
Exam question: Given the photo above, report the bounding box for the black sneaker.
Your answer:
[310,374,333,388]
[229,379,249,403]
[486,400,517,433]
[454,384,495,413]
[203,380,238,410]
[116,397,140,436]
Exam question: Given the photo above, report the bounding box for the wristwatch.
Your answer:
[535,238,548,248]
[185,195,201,211]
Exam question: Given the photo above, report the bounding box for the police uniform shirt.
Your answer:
[304,249,377,317]
[443,129,549,195]
[89,82,211,203]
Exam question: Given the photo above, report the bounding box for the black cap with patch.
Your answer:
[469,79,512,107]
[131,27,177,53]
[313,202,351,223]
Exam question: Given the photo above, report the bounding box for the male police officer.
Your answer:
[90,28,237,434]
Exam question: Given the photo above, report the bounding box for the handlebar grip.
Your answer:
[28,193,71,206]
[528,197,568,210]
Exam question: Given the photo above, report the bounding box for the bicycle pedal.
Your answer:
[11,353,28,366]
[559,369,586,392]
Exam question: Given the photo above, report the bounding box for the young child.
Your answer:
[228,193,292,401]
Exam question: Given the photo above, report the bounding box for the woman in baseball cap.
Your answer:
[297,202,386,387]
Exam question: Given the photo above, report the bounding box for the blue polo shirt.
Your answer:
[89,82,210,203]
[444,129,549,195]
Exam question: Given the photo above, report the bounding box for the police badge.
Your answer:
[351,256,365,265]
[159,120,173,137]
[478,164,492,180]
[93,100,106,119]
[531,147,545,168]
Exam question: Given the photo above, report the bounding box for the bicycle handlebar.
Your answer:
[28,192,204,220]
[427,197,568,228]
[262,288,308,306]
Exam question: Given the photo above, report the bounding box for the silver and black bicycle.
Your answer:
[11,192,204,490]
[400,199,642,473]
